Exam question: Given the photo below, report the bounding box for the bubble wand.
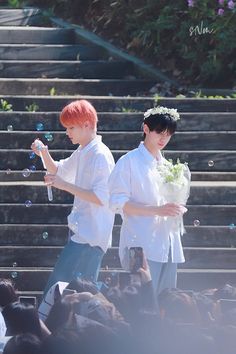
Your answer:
[38,147,53,202]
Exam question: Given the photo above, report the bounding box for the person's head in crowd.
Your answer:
[158,288,200,324]
[66,278,99,295]
[2,302,43,338]
[42,323,121,354]
[0,278,18,308]
[3,334,41,354]
[193,292,217,326]
[45,297,75,333]
[41,329,79,354]
[76,297,107,321]
[214,283,236,300]
[45,291,100,333]
[75,319,121,354]
[106,285,142,323]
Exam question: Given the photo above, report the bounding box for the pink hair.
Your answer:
[60,100,98,129]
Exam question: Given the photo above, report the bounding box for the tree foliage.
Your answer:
[26,0,236,88]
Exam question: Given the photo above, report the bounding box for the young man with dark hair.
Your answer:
[109,106,190,296]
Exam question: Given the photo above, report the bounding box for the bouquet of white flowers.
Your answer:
[158,159,191,234]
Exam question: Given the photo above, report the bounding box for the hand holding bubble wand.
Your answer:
[37,144,53,202]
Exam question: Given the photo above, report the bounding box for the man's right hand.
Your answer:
[156,203,187,217]
[31,139,47,156]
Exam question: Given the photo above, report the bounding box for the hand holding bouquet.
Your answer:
[158,159,191,234]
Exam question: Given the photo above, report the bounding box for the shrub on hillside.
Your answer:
[26,0,236,88]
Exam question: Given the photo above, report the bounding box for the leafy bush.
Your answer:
[27,0,236,88]
[0,99,13,111]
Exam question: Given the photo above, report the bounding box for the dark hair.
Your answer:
[41,329,79,354]
[2,302,42,338]
[158,288,200,324]
[0,278,18,307]
[66,278,99,295]
[42,325,120,354]
[106,285,142,323]
[143,113,177,139]
[45,297,73,333]
[3,334,41,354]
[193,292,216,325]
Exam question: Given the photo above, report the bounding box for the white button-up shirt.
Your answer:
[56,136,115,253]
[108,142,185,266]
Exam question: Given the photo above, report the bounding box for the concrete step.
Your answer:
[0,60,134,79]
[0,95,155,112]
[0,204,235,226]
[0,8,42,26]
[2,170,236,182]
[0,246,235,270]
[0,150,235,172]
[0,149,236,173]
[1,130,236,151]
[0,111,236,131]
[0,44,106,60]
[190,172,236,181]
[1,96,236,112]
[0,79,155,96]
[0,267,235,292]
[0,224,236,248]
[1,182,236,205]
[0,26,75,44]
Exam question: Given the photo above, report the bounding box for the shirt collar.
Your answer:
[79,135,102,154]
[138,142,163,166]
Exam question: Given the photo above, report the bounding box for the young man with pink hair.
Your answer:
[31,100,115,294]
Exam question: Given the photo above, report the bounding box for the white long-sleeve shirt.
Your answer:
[56,136,115,253]
[108,142,185,267]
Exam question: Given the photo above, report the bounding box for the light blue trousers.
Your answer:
[43,240,104,296]
[148,254,177,296]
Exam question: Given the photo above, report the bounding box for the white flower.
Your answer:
[158,159,187,185]
[144,106,180,121]
[158,159,191,205]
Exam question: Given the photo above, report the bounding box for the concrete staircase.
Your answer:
[0,8,236,298]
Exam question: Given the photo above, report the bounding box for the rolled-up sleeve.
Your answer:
[108,155,131,214]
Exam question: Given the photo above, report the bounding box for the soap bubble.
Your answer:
[42,231,48,239]
[25,200,32,208]
[29,165,36,172]
[105,277,111,285]
[11,271,18,279]
[36,122,44,131]
[208,160,214,167]
[12,262,17,267]
[29,152,36,159]
[6,169,11,175]
[229,223,235,230]
[193,219,200,227]
[22,168,31,178]
[7,125,13,131]
[44,132,53,142]
[36,143,43,152]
